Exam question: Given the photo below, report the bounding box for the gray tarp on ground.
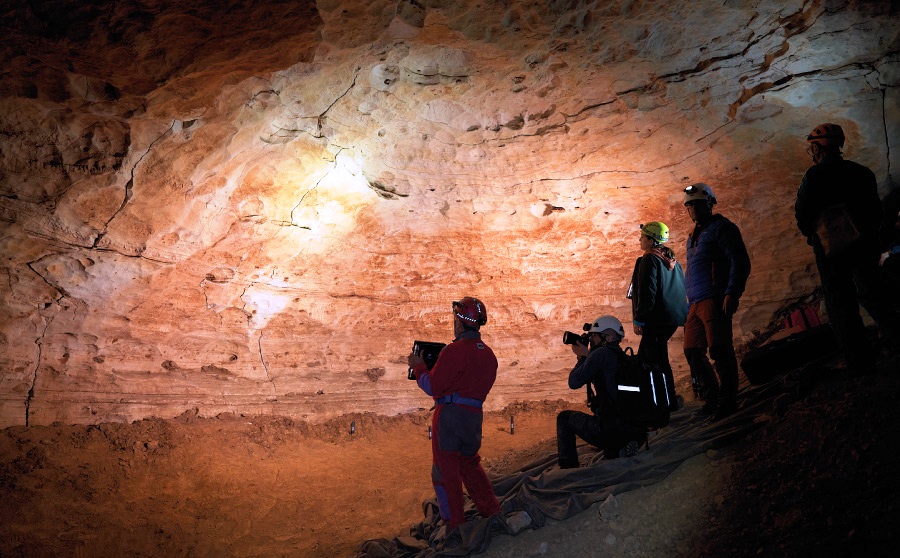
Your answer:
[357,371,809,557]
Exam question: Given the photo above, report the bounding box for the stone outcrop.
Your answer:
[1,0,898,426]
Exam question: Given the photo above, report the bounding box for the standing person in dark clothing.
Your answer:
[879,210,900,313]
[628,221,689,408]
[682,183,752,421]
[556,315,647,469]
[407,297,501,530]
[795,123,900,373]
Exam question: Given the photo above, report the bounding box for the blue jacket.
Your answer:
[684,214,751,305]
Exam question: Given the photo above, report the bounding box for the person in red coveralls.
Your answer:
[407,297,502,530]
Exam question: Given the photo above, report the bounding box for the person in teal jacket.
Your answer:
[628,221,688,409]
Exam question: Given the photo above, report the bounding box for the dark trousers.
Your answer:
[883,254,900,313]
[815,243,900,372]
[638,324,679,409]
[556,410,643,468]
[683,298,739,407]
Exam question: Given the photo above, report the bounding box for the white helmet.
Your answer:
[588,315,625,338]
[683,183,717,206]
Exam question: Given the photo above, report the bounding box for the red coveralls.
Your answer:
[413,331,502,528]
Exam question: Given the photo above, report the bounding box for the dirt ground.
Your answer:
[0,400,572,558]
[2,357,899,558]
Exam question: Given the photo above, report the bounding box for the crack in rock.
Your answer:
[25,308,56,426]
[92,120,176,249]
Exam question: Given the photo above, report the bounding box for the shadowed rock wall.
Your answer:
[1,0,898,426]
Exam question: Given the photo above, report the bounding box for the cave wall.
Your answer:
[1,0,898,427]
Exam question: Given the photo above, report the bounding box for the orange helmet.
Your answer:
[453,297,487,327]
[807,123,844,148]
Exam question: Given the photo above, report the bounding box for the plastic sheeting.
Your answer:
[358,374,804,557]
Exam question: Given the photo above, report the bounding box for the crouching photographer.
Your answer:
[556,315,647,468]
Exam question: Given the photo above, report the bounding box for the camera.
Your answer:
[562,331,588,346]
[562,323,592,346]
[408,340,447,380]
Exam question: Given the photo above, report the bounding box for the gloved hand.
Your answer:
[407,352,425,369]
[723,295,740,317]
[571,342,589,359]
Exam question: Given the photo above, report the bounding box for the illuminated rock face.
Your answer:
[1,0,898,426]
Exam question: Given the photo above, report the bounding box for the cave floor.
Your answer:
[0,400,569,557]
[2,355,899,558]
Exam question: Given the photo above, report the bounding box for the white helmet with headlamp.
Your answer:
[587,315,625,338]
[683,183,717,207]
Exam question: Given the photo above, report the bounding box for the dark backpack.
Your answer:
[610,346,672,429]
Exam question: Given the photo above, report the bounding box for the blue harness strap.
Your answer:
[434,393,483,408]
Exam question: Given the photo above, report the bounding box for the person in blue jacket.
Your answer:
[682,183,751,420]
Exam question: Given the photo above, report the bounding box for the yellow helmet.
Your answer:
[640,221,670,244]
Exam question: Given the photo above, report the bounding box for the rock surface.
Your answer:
[1,0,898,426]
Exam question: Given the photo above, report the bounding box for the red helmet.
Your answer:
[807,123,844,148]
[453,297,488,326]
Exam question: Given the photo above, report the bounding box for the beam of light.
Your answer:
[289,149,376,247]
[242,285,293,330]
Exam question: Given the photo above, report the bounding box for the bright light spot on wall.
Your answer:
[334,149,364,179]
[243,286,292,330]
[530,302,558,320]
[288,149,377,247]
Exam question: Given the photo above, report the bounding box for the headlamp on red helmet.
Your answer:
[453,297,488,327]
[807,123,844,148]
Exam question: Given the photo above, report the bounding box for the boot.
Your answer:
[711,398,737,421]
